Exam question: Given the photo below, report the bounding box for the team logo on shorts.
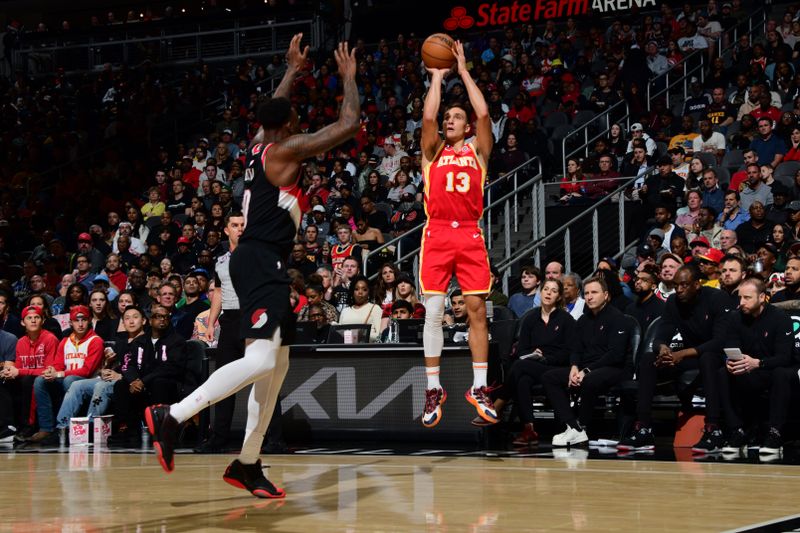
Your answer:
[251,308,269,329]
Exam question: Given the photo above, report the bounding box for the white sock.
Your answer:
[426,366,441,390]
[472,362,488,389]
[170,330,281,424]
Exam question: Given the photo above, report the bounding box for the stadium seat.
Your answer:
[623,314,642,369]
[375,202,393,221]
[491,305,515,321]
[721,149,743,171]
[489,319,518,367]
[617,316,660,436]
[572,110,596,127]
[543,111,569,133]
[145,217,162,230]
[715,167,731,188]
[774,161,800,184]
[695,152,717,169]
[632,316,660,376]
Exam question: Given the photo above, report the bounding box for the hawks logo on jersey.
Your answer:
[423,143,486,221]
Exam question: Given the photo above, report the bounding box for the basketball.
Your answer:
[421,33,456,69]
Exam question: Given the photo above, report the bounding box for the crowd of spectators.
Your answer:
[4,1,800,452]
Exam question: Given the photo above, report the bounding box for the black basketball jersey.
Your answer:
[240,142,303,256]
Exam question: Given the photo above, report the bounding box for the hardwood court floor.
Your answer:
[2,449,799,532]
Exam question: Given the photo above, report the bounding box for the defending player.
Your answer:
[145,35,360,498]
[420,41,496,427]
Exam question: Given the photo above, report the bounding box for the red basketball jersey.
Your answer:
[331,243,357,271]
[423,143,486,222]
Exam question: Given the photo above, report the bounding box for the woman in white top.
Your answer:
[338,275,383,342]
[386,170,417,206]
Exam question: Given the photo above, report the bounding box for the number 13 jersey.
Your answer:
[423,142,487,222]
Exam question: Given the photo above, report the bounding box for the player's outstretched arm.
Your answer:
[273,32,309,100]
[268,42,360,185]
[422,67,448,163]
[454,40,492,162]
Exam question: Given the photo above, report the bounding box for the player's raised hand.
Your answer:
[453,40,468,77]
[334,41,357,81]
[286,33,309,72]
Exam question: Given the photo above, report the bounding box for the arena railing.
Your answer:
[255,68,288,97]
[717,7,768,62]
[495,169,655,286]
[13,18,320,75]
[562,9,765,180]
[561,47,704,180]
[361,155,545,282]
[560,99,631,181]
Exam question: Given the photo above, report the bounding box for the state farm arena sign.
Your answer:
[443,0,657,30]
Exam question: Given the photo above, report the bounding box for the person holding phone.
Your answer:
[718,278,794,455]
[506,279,576,445]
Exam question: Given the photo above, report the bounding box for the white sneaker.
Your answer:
[552,426,588,447]
[0,426,16,444]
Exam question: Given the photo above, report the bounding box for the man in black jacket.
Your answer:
[542,277,632,447]
[112,305,186,444]
[618,264,731,453]
[735,201,771,254]
[625,263,665,333]
[641,156,684,214]
[719,278,795,455]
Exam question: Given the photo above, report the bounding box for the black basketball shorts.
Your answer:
[229,241,296,345]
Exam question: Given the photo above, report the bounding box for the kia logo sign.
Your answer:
[443,0,657,29]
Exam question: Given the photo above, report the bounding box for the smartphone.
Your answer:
[519,351,544,361]
[724,348,744,361]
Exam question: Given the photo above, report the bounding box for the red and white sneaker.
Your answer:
[421,388,447,428]
[465,387,498,424]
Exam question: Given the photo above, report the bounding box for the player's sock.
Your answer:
[169,330,282,424]
[472,362,488,389]
[426,366,441,390]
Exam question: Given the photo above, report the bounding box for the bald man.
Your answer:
[544,262,565,280]
[719,229,737,253]
[534,261,566,306]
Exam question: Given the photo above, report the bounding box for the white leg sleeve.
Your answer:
[170,328,282,424]
[239,345,290,464]
[423,295,445,358]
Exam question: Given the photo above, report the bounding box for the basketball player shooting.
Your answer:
[145,34,360,498]
[419,41,496,428]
